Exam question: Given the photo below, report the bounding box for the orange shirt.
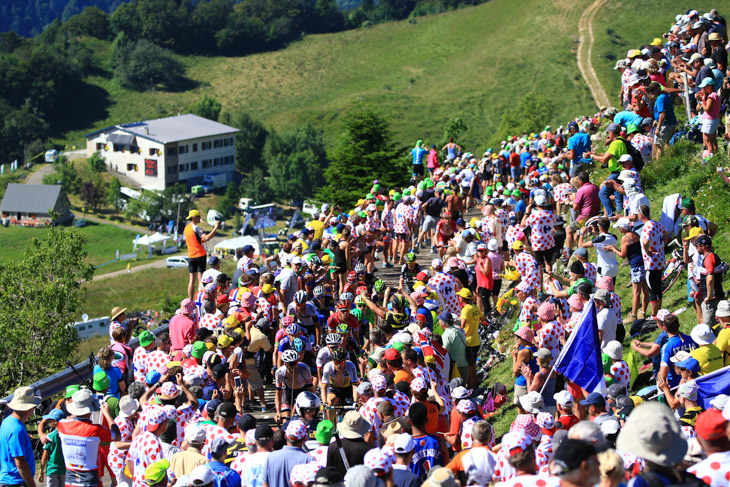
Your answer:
[394,368,413,385]
[185,223,206,258]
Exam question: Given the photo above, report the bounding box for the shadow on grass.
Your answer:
[48,81,111,137]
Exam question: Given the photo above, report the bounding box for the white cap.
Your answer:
[185,425,206,444]
[190,466,214,487]
[618,154,633,164]
[393,433,416,454]
[613,217,632,230]
[534,194,547,207]
[554,390,574,407]
[603,340,624,361]
[290,256,303,265]
[487,239,499,252]
[431,258,443,268]
[670,350,692,363]
[601,418,621,436]
[367,204,376,211]
[711,394,728,410]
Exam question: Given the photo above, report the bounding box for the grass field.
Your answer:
[590,0,718,106]
[56,0,597,152]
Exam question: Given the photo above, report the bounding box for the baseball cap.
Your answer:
[190,466,214,487]
[384,348,400,361]
[550,439,597,475]
[393,433,416,454]
[580,392,606,407]
[696,235,713,247]
[695,409,728,441]
[255,424,274,441]
[675,357,701,374]
[574,247,588,258]
[554,390,573,408]
[186,209,201,219]
[210,437,232,458]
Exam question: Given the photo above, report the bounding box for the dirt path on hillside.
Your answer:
[577,0,611,109]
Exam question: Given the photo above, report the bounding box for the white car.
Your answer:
[166,256,189,269]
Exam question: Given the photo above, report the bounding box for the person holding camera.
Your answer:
[184,209,221,301]
[586,123,627,218]
[577,217,619,283]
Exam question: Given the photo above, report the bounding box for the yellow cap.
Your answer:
[205,342,215,351]
[223,316,239,329]
[217,334,233,348]
[684,227,703,241]
[456,288,472,300]
[261,284,275,294]
[186,209,200,219]
[511,240,524,250]
[651,37,663,46]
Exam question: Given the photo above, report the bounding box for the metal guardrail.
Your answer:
[1,323,170,403]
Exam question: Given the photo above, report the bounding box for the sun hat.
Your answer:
[593,289,612,305]
[567,294,584,311]
[65,385,80,399]
[67,389,99,416]
[554,390,574,408]
[515,326,535,344]
[678,381,699,401]
[138,330,155,348]
[487,239,499,251]
[338,411,371,439]
[423,467,458,487]
[537,302,555,321]
[190,466,214,487]
[92,370,110,392]
[603,341,624,361]
[715,300,730,319]
[691,324,715,345]
[110,306,127,321]
[519,391,545,414]
[616,402,687,467]
[451,386,473,400]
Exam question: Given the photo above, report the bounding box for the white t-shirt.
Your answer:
[591,233,619,277]
[597,305,618,348]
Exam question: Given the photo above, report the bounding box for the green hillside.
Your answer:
[591,0,718,105]
[61,0,598,152]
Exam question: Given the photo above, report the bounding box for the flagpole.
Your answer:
[646,364,730,401]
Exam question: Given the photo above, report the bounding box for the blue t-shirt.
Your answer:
[660,333,696,387]
[411,147,427,165]
[614,111,643,128]
[0,416,35,484]
[515,200,527,214]
[654,93,677,125]
[520,151,531,168]
[93,364,123,397]
[567,133,591,161]
[209,461,242,487]
[410,434,443,478]
[652,331,669,375]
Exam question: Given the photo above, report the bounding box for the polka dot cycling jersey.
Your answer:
[525,210,556,251]
[640,220,667,271]
[688,450,730,487]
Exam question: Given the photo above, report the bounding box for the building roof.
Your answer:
[85,114,240,145]
[0,184,63,214]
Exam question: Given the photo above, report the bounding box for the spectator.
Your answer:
[695,235,726,326]
[645,82,677,158]
[0,387,41,487]
[262,421,314,487]
[184,209,220,301]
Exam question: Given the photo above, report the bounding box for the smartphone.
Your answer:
[234,376,242,388]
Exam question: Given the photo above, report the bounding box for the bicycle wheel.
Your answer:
[661,265,683,295]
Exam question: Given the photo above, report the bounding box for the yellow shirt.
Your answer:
[690,344,725,375]
[295,238,310,251]
[307,219,325,241]
[716,327,730,355]
[461,304,484,347]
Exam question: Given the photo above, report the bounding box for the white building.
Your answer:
[85,114,240,190]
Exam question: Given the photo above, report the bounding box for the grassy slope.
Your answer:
[591,0,718,105]
[59,0,595,151]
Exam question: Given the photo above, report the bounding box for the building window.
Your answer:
[113,144,122,152]
[96,142,104,151]
[167,165,178,175]
[202,141,211,150]
[179,163,189,173]
[130,145,139,154]
[202,160,211,168]
[126,163,138,171]
[213,158,220,166]
[179,145,188,154]
[192,143,198,152]
[167,147,178,156]
[213,139,220,148]
[190,161,198,171]
[149,148,156,156]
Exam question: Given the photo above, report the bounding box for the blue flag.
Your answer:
[554,300,606,394]
[695,365,730,409]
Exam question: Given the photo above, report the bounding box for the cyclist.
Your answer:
[400,252,422,293]
[320,347,360,422]
[326,300,361,344]
[274,350,314,423]
[364,291,416,337]
[287,290,321,347]
[277,323,313,367]
[316,333,341,384]
[282,391,322,442]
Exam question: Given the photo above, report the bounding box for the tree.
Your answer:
[51,156,81,195]
[317,107,407,207]
[217,182,240,219]
[192,0,234,52]
[265,125,327,202]
[107,177,123,216]
[80,180,105,211]
[443,115,468,144]
[114,39,185,91]
[0,227,94,390]
[219,110,269,172]
[497,92,555,143]
[314,0,345,33]
[241,167,273,203]
[62,6,111,39]
[87,151,107,173]
[188,95,222,121]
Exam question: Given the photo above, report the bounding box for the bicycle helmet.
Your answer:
[292,337,305,352]
[340,292,354,302]
[391,294,405,310]
[313,285,326,298]
[354,295,366,305]
[347,271,357,284]
[331,347,347,362]
[325,333,340,345]
[282,315,294,327]
[354,262,365,274]
[405,252,416,263]
[336,300,350,310]
[281,350,299,363]
[355,285,368,296]
[294,290,308,304]
[309,256,322,266]
[286,323,300,336]
[295,391,321,417]
[373,279,385,294]
[336,324,349,335]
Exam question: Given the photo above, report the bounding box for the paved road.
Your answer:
[26,164,54,185]
[576,0,610,109]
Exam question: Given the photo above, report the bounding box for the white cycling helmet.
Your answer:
[295,391,321,417]
[281,350,299,364]
[325,333,340,346]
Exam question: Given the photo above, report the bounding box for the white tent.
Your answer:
[214,236,259,254]
[133,232,171,252]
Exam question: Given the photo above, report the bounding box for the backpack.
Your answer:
[618,137,644,171]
